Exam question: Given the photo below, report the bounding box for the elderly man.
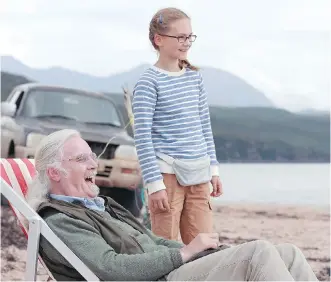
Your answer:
[27,129,318,281]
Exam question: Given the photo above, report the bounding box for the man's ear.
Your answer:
[46,167,61,182]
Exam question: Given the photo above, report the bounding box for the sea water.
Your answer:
[213,163,330,208]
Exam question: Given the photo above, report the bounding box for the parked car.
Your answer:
[1,83,143,215]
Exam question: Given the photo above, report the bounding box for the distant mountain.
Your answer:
[298,108,330,117]
[1,55,274,108]
[1,71,33,101]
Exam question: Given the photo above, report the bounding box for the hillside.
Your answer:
[1,71,329,162]
[1,55,273,108]
[1,71,32,101]
[208,107,329,162]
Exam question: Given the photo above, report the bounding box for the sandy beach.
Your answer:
[1,202,330,281]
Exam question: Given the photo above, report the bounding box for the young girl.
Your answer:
[132,7,223,244]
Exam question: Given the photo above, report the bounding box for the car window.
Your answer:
[20,89,122,126]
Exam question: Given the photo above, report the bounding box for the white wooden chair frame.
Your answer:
[0,163,99,281]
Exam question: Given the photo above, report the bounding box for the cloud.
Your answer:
[282,0,331,31]
[0,0,39,14]
[0,0,330,110]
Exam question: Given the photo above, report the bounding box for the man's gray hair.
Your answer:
[25,129,80,211]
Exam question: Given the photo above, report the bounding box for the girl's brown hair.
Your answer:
[149,7,199,71]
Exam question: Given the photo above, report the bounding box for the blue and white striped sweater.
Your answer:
[132,66,219,194]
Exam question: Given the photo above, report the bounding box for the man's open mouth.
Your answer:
[85,172,96,184]
[85,176,93,183]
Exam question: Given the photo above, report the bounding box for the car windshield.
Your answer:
[20,89,122,127]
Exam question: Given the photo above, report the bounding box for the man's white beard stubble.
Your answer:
[91,183,100,196]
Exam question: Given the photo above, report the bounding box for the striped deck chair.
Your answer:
[0,158,99,281]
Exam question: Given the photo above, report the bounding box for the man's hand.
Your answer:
[179,233,220,262]
[210,176,223,197]
[149,189,170,212]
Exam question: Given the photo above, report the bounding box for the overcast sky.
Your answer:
[0,0,330,111]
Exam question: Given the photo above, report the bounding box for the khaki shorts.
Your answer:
[149,173,213,244]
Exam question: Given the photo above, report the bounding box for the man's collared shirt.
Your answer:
[49,194,105,212]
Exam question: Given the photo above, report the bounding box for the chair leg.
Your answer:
[25,217,41,281]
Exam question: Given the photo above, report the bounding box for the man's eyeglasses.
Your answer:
[159,34,197,43]
[66,152,98,163]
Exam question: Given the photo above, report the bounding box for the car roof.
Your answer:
[16,83,109,99]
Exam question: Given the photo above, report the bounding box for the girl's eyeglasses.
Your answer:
[159,34,197,43]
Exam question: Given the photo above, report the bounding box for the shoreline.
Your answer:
[211,199,330,211]
[1,202,330,281]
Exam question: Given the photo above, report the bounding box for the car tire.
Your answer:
[7,141,15,158]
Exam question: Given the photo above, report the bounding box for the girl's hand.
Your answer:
[210,176,223,197]
[149,189,170,212]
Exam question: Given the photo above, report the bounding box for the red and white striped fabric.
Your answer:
[1,158,36,235]
[0,158,54,281]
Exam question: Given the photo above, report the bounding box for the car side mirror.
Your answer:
[1,102,17,117]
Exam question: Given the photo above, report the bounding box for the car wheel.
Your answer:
[7,141,15,158]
